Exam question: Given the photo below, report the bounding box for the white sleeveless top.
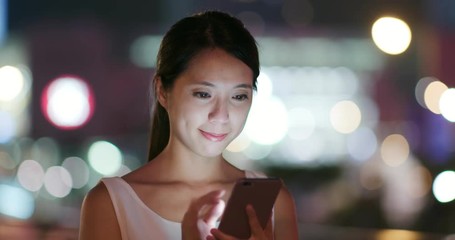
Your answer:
[102,170,267,240]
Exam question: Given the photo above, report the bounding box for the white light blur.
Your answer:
[42,76,94,129]
[0,65,25,102]
[44,166,72,198]
[129,35,162,68]
[282,135,324,164]
[433,170,455,203]
[226,132,251,153]
[424,80,448,114]
[439,88,455,122]
[415,76,437,109]
[287,107,316,140]
[371,17,412,55]
[380,134,410,167]
[256,71,273,99]
[243,143,273,160]
[62,157,90,189]
[244,96,288,145]
[0,184,35,219]
[330,100,361,134]
[0,110,15,144]
[347,127,378,162]
[17,160,45,192]
[88,140,123,175]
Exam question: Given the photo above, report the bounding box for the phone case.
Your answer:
[217,178,282,239]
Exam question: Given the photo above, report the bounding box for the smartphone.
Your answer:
[218,177,282,239]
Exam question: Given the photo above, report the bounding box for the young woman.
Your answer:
[79,11,298,240]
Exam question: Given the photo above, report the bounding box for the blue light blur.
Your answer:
[0,184,35,219]
[0,0,7,46]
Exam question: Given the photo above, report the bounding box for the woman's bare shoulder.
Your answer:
[79,181,122,240]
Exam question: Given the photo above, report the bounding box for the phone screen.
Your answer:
[217,178,282,239]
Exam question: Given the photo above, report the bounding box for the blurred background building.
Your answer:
[1,0,455,239]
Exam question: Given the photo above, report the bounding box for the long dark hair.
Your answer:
[147,10,260,161]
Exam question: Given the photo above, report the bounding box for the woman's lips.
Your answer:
[200,130,228,142]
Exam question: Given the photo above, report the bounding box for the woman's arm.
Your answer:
[79,182,122,240]
[274,185,299,240]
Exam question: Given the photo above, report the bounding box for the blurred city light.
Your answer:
[433,170,455,203]
[0,65,25,102]
[41,75,95,130]
[287,107,316,140]
[226,132,251,153]
[330,100,361,134]
[17,159,45,192]
[0,184,35,219]
[380,134,410,167]
[439,88,455,122]
[424,80,448,114]
[129,35,161,68]
[408,166,432,198]
[415,76,437,109]
[0,0,6,46]
[87,140,122,176]
[0,110,15,143]
[43,166,72,198]
[62,156,90,189]
[346,127,378,162]
[244,95,288,145]
[371,16,412,55]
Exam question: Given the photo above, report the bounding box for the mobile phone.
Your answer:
[218,177,282,239]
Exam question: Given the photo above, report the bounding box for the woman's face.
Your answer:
[159,48,254,158]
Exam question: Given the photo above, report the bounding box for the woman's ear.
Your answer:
[155,77,168,109]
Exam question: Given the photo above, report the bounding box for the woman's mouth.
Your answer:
[200,130,228,142]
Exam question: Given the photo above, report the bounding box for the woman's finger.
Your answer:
[246,204,267,238]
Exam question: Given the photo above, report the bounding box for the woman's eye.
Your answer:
[233,94,249,101]
[193,92,211,98]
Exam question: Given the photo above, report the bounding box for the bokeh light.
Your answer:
[415,76,437,109]
[0,184,35,219]
[432,170,455,203]
[424,80,448,114]
[41,75,95,130]
[376,229,420,240]
[0,110,16,143]
[371,16,412,55]
[346,127,378,162]
[43,166,72,198]
[88,140,122,175]
[330,100,361,134]
[62,156,90,189]
[0,65,25,102]
[380,134,410,167]
[287,107,316,140]
[439,88,455,122]
[129,35,162,68]
[244,96,288,145]
[407,166,432,198]
[17,159,45,192]
[226,132,251,153]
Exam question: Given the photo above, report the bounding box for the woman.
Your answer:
[79,10,298,240]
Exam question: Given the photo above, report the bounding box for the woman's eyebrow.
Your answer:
[192,81,252,89]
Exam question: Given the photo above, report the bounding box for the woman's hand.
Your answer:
[207,204,273,240]
[182,190,226,240]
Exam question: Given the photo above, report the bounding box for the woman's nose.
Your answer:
[209,100,229,123]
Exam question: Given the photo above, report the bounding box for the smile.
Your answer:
[199,130,228,142]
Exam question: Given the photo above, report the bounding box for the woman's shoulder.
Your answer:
[82,180,112,209]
